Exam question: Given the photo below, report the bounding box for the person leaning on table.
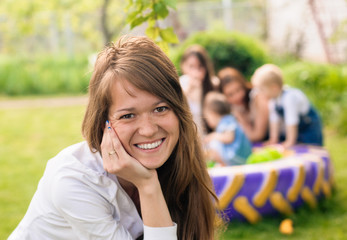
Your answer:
[8,36,218,240]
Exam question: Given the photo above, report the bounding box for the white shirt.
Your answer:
[179,75,204,136]
[8,141,177,240]
[269,87,310,126]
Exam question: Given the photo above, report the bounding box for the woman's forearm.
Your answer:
[137,176,173,228]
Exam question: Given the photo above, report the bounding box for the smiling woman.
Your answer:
[108,80,179,170]
[8,36,218,240]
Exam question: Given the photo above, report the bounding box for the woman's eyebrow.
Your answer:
[154,100,166,106]
[116,107,135,113]
[115,100,166,113]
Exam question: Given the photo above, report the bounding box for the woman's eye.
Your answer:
[120,113,134,119]
[154,106,168,113]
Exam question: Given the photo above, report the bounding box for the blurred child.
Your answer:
[251,64,323,148]
[203,92,252,166]
[179,45,217,135]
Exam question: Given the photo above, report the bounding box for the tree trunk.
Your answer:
[308,0,334,63]
[101,0,113,45]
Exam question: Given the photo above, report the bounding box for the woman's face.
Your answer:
[108,79,180,169]
[181,55,206,83]
[222,81,246,106]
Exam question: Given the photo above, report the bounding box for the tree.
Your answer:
[0,0,126,55]
[0,0,178,55]
[125,0,179,52]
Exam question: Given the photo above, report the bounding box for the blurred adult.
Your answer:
[179,45,217,135]
[218,67,269,142]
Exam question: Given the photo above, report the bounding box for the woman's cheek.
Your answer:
[112,123,128,146]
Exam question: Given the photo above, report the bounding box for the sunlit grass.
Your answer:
[0,105,84,238]
[1,104,346,239]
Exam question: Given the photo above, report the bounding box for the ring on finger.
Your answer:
[108,150,116,156]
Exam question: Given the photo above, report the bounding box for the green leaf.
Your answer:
[136,2,144,12]
[141,0,152,9]
[163,0,177,9]
[159,27,179,44]
[124,0,133,11]
[153,2,169,19]
[147,19,156,28]
[146,26,160,40]
[156,40,169,54]
[126,10,140,23]
[130,16,147,29]
[143,10,156,21]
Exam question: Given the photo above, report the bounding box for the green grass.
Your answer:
[1,104,347,239]
[0,105,85,238]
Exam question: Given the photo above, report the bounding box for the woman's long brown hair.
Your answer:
[82,36,219,240]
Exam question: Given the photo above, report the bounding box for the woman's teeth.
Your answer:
[137,139,163,150]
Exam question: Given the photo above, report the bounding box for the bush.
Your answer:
[0,55,91,96]
[170,30,269,79]
[282,62,347,135]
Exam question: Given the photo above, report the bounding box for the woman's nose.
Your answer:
[138,115,158,137]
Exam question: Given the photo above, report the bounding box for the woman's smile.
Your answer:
[135,138,164,150]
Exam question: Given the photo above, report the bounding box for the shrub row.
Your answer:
[0,55,91,96]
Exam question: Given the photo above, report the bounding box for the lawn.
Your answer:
[1,103,346,239]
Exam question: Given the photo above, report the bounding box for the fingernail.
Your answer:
[106,120,111,130]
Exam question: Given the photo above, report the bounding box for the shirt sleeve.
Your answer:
[219,122,236,132]
[269,100,279,123]
[179,75,189,92]
[143,223,177,240]
[51,174,139,240]
[283,93,300,126]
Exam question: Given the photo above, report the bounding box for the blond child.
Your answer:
[251,64,323,148]
[203,92,252,166]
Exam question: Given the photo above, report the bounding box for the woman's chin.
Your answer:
[138,158,166,170]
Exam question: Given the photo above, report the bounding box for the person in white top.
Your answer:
[8,36,218,240]
[179,45,216,136]
[252,64,323,148]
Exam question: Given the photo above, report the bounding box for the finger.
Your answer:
[107,122,128,158]
[101,121,118,159]
[101,122,123,173]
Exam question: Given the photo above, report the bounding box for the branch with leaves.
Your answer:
[125,0,179,52]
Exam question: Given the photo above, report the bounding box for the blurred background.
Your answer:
[1,0,347,62]
[1,0,347,239]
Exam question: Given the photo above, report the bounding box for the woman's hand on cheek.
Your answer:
[101,121,155,188]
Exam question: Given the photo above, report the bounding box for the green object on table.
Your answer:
[206,160,216,168]
[247,147,283,164]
